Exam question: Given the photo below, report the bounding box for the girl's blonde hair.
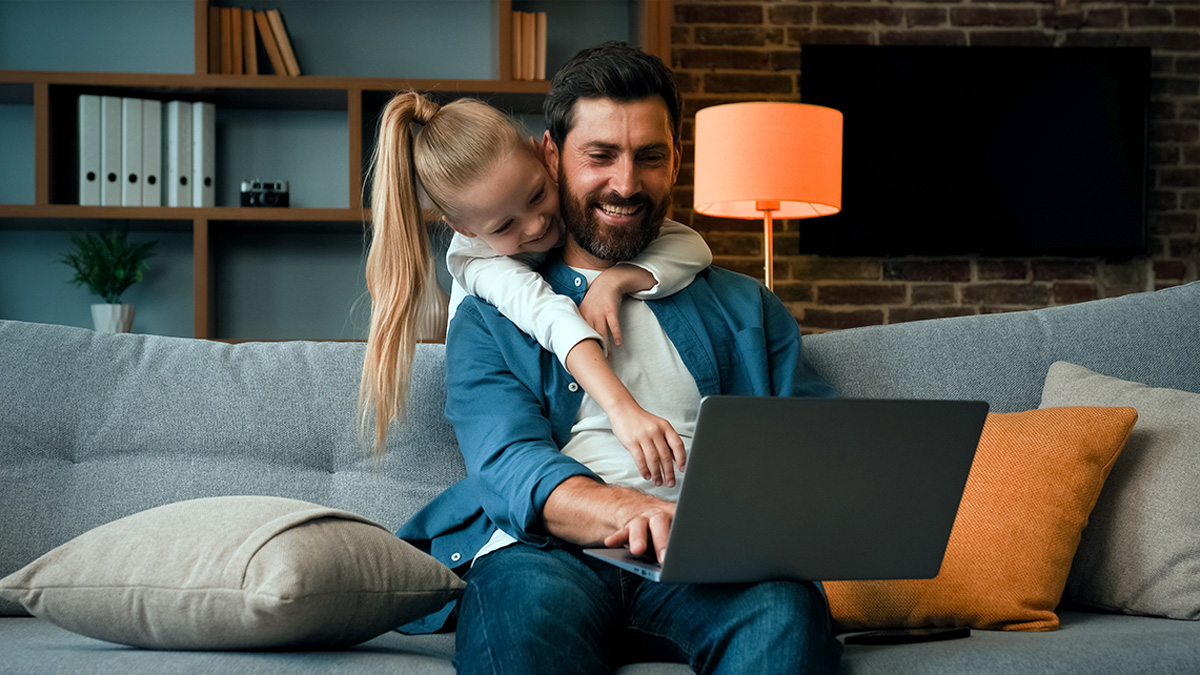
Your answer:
[360,91,529,458]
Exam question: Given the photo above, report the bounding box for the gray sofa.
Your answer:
[3,280,1200,674]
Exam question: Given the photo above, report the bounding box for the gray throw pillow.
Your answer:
[0,496,465,649]
[1040,361,1200,620]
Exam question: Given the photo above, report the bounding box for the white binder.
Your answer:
[141,99,162,207]
[166,101,192,207]
[192,102,215,208]
[100,96,122,206]
[78,95,101,206]
[121,98,143,207]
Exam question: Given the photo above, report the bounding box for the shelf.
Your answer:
[0,0,671,340]
[0,70,555,91]
[0,204,363,223]
[0,70,550,111]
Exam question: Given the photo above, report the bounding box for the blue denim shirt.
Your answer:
[398,252,836,632]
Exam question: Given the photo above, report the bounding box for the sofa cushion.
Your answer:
[824,406,1137,632]
[0,321,465,618]
[0,496,465,650]
[1040,361,1200,620]
[803,282,1200,415]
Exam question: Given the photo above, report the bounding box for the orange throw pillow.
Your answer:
[825,406,1137,632]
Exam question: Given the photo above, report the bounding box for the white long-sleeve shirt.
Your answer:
[446,218,712,366]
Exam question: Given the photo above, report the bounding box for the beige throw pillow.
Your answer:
[1041,361,1200,620]
[0,496,465,649]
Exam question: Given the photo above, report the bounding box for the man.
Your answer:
[400,42,842,674]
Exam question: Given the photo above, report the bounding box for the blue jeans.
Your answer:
[454,544,842,675]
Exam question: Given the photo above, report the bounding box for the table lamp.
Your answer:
[692,102,843,291]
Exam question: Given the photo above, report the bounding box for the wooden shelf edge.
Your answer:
[0,204,365,222]
[0,70,551,94]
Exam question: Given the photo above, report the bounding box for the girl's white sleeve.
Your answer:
[625,219,713,300]
[446,232,600,367]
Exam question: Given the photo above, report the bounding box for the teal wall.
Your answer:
[0,104,34,205]
[0,228,195,336]
[213,229,370,341]
[0,0,501,78]
[0,0,194,73]
[216,109,349,209]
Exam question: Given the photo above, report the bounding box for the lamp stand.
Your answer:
[758,200,779,291]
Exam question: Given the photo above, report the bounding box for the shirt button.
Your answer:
[574,277,583,287]
[568,382,579,392]
[450,552,462,562]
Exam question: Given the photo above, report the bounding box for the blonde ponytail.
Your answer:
[359,91,531,458]
[360,92,436,458]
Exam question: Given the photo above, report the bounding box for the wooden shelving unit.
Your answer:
[0,0,671,340]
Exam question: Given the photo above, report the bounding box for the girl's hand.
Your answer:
[579,276,625,352]
[581,263,656,352]
[609,402,687,488]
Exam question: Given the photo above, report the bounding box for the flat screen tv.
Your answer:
[798,45,1150,258]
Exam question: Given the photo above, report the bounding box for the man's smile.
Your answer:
[597,203,641,217]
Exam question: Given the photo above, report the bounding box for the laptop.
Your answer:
[584,395,988,584]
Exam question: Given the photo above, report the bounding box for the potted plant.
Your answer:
[60,228,157,333]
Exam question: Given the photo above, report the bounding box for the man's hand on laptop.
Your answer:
[604,498,675,564]
[544,477,676,563]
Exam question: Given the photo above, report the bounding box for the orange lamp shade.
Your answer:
[693,102,843,219]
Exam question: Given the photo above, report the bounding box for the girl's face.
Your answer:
[446,145,562,256]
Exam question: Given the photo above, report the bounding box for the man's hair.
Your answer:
[544,41,682,150]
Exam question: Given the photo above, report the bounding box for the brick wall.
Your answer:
[669,0,1200,332]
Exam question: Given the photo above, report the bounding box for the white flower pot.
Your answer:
[91,304,136,333]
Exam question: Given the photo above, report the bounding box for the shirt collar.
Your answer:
[540,250,592,303]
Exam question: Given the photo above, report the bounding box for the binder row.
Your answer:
[79,96,215,208]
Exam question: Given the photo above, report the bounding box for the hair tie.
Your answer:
[412,96,441,125]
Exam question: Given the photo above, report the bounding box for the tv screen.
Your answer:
[798,45,1150,257]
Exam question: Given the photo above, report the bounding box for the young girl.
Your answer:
[360,91,711,488]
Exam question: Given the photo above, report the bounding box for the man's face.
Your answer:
[545,96,681,265]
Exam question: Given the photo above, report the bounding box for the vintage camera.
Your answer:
[240,180,290,207]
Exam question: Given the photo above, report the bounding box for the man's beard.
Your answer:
[558,171,668,263]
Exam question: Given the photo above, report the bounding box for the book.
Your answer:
[231,7,243,75]
[207,5,220,74]
[205,5,263,76]
[255,11,287,76]
[220,7,232,74]
[510,10,522,80]
[535,12,547,80]
[242,9,258,75]
[510,10,548,80]
[267,9,301,76]
[522,11,535,80]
